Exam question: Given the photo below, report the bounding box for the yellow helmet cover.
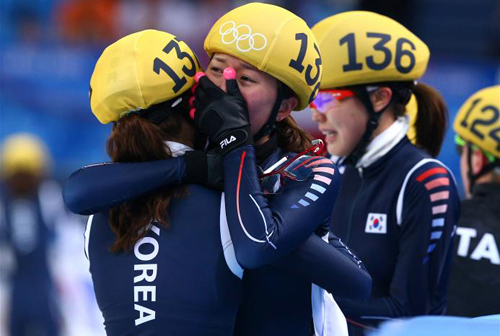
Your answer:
[1,133,50,178]
[312,11,430,89]
[204,2,323,110]
[453,85,500,159]
[90,29,201,124]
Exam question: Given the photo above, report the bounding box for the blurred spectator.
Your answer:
[116,0,231,65]
[0,134,105,336]
[0,134,62,336]
[56,0,118,46]
[447,85,500,317]
[115,0,160,36]
[11,7,44,44]
[1,0,57,44]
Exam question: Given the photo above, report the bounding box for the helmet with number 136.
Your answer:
[311,11,448,163]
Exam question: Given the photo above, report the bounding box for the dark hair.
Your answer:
[275,83,314,152]
[392,82,448,157]
[106,109,193,252]
[276,116,314,153]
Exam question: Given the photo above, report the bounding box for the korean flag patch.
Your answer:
[365,213,387,234]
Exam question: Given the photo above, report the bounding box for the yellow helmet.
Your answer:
[453,85,500,159]
[204,2,322,110]
[1,133,50,178]
[312,11,430,89]
[90,29,201,124]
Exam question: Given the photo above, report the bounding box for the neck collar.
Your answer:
[255,133,278,165]
[354,115,410,168]
[165,141,193,157]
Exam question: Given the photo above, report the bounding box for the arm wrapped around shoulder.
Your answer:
[63,158,185,215]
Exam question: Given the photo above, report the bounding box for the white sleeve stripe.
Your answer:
[219,194,244,279]
[248,194,269,238]
[84,215,94,260]
[305,192,319,201]
[314,175,332,185]
[396,159,455,226]
[432,204,448,214]
[234,194,269,245]
[248,194,277,249]
[235,201,266,244]
[299,199,310,207]
[311,183,326,194]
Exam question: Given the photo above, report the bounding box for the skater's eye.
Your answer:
[209,66,223,74]
[240,75,256,83]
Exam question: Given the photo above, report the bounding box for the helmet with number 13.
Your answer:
[311,11,448,164]
[91,29,201,124]
[203,2,322,147]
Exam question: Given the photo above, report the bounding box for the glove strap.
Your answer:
[218,128,252,156]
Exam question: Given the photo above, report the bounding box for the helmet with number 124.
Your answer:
[454,85,500,159]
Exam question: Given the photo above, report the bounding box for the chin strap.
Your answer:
[253,85,284,143]
[343,82,414,167]
[343,86,386,167]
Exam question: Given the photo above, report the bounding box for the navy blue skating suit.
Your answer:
[447,183,500,317]
[331,137,460,334]
[86,186,242,336]
[0,182,61,336]
[74,142,370,336]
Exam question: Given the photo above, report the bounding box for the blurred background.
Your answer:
[0,0,498,335]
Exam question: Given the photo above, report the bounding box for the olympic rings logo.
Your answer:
[219,21,267,52]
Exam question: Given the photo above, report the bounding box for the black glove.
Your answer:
[183,150,223,190]
[193,75,253,155]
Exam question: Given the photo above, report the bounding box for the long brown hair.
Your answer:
[392,82,448,157]
[106,110,194,252]
[275,83,314,153]
[276,116,314,153]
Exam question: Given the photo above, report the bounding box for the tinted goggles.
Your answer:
[260,139,326,183]
[455,134,495,162]
[309,89,355,113]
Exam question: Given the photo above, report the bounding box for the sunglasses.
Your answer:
[309,89,355,114]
